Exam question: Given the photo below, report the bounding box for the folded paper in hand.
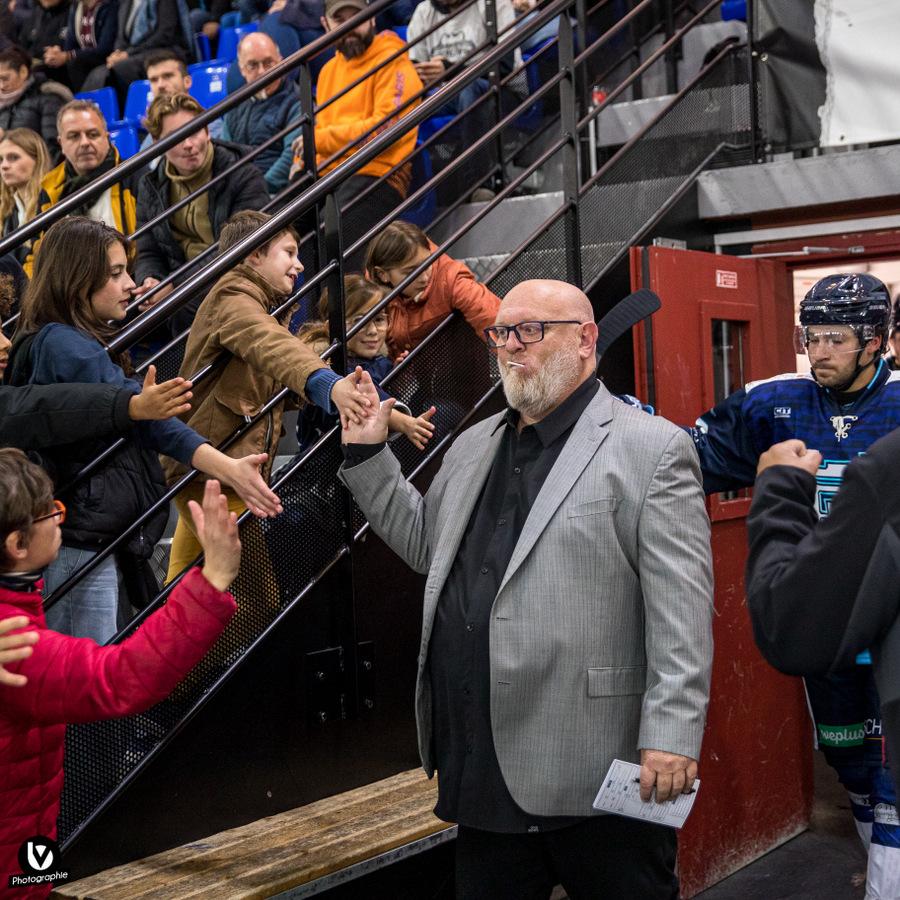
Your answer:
[592,759,699,829]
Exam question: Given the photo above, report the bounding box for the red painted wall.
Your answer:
[631,246,814,897]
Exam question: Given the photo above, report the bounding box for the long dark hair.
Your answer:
[18,217,134,366]
[364,220,430,286]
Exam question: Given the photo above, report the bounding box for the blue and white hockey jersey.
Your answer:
[691,361,900,513]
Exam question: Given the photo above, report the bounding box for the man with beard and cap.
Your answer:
[689,272,900,898]
[337,279,714,899]
[24,98,136,275]
[301,0,421,265]
[222,32,303,194]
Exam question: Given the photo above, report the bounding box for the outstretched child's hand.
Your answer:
[0,616,38,687]
[401,406,436,450]
[129,365,193,420]
[331,369,373,429]
[188,479,242,592]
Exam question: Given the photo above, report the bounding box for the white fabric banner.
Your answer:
[816,0,900,146]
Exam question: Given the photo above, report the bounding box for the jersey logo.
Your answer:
[774,407,791,418]
[830,415,858,441]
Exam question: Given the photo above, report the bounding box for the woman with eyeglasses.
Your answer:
[7,216,282,644]
[364,219,501,360]
[297,274,436,452]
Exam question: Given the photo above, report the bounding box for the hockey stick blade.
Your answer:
[595,288,661,358]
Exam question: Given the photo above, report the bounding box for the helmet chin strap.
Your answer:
[822,349,878,394]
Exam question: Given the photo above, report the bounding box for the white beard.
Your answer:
[499,344,581,420]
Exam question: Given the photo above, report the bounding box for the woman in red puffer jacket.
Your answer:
[0,450,239,898]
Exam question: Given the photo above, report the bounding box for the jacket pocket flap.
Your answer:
[587,665,646,696]
[568,497,618,517]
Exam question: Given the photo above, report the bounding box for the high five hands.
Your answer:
[340,368,393,444]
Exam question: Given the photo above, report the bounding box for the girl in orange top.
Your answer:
[365,220,501,360]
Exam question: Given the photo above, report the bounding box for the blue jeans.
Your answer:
[44,545,120,644]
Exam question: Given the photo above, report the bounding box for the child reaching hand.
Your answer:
[0,451,240,898]
[298,275,436,452]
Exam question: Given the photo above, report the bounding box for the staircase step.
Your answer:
[52,770,448,900]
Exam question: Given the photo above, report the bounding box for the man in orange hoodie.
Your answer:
[314,0,423,264]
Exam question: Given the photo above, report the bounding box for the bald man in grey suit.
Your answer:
[340,280,714,899]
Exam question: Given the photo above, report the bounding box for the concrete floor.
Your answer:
[696,754,868,900]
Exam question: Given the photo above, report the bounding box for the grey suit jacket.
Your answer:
[340,383,714,817]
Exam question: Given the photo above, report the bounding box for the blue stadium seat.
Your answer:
[196,32,212,61]
[417,114,454,144]
[405,143,436,229]
[75,87,119,125]
[721,0,746,21]
[515,37,558,131]
[188,63,229,108]
[123,79,153,128]
[217,21,259,62]
[391,25,408,43]
[219,10,241,29]
[109,124,140,160]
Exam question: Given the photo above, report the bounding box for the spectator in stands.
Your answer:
[15,0,69,65]
[260,0,333,80]
[25,98,137,274]
[306,0,421,260]
[0,126,51,265]
[132,92,269,326]
[365,219,499,357]
[0,46,71,147]
[136,50,221,167]
[42,0,118,91]
[0,616,38,687]
[222,32,301,194]
[10,216,282,643]
[407,0,519,200]
[0,458,240,896]
[161,209,371,581]
[297,273,435,450]
[80,0,193,105]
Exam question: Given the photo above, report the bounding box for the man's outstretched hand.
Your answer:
[341,368,394,445]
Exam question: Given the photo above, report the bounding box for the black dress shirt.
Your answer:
[343,375,600,832]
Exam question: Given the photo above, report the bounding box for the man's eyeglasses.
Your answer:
[33,500,65,525]
[483,320,584,349]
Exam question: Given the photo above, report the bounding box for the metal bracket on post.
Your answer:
[323,193,347,377]
[558,14,583,288]
[663,0,678,94]
[747,0,763,163]
[629,0,643,101]
[484,0,505,191]
[298,60,326,278]
[574,0,592,175]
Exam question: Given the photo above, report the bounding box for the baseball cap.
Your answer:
[324,0,367,18]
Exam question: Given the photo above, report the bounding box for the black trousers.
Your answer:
[455,816,679,900]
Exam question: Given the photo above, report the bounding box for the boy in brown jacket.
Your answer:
[162,210,370,582]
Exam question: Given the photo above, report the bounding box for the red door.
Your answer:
[630,246,813,897]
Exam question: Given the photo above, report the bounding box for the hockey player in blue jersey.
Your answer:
[691,273,900,899]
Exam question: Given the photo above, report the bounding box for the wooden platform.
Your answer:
[52,769,450,899]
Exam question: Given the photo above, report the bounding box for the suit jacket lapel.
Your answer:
[425,416,506,602]
[496,388,614,596]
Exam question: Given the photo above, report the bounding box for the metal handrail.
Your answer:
[41,0,727,612]
[0,0,401,259]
